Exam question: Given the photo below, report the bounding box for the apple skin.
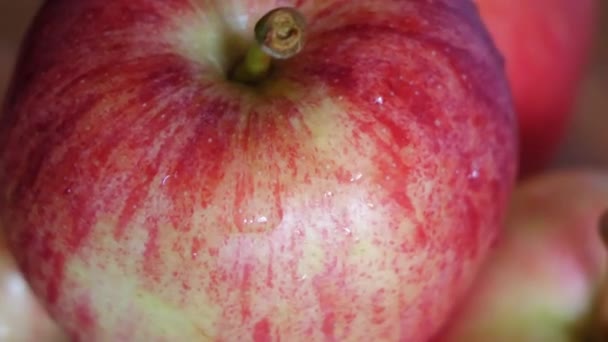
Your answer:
[435,170,608,341]
[0,234,67,342]
[0,1,516,341]
[474,0,599,177]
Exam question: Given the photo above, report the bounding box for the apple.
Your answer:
[0,233,67,341]
[0,1,517,341]
[435,170,608,341]
[474,0,599,176]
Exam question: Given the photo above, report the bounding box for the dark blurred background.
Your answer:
[0,1,607,166]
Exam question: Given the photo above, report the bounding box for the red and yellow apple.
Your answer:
[0,1,517,340]
[0,234,67,342]
[475,0,599,176]
[436,170,608,341]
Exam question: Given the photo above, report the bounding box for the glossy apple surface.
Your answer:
[0,1,516,341]
[475,0,598,176]
[436,170,608,341]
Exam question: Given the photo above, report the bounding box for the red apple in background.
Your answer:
[0,0,516,341]
[474,0,598,176]
[436,170,608,341]
[0,234,67,341]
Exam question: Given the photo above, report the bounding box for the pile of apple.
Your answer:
[0,0,603,341]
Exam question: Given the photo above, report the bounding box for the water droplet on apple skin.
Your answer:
[231,177,284,234]
[350,172,363,183]
[468,169,480,180]
[236,214,278,232]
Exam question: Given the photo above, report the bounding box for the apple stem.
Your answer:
[586,210,608,341]
[230,7,307,84]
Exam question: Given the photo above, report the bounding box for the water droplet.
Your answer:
[324,191,334,198]
[350,172,363,182]
[343,227,352,236]
[468,169,480,180]
[374,96,384,105]
[256,216,268,224]
[161,175,171,185]
[233,191,283,234]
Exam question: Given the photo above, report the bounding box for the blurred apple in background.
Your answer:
[0,234,67,342]
[435,170,608,341]
[0,0,516,340]
[475,0,599,177]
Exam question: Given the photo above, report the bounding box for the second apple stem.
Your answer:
[583,210,608,341]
